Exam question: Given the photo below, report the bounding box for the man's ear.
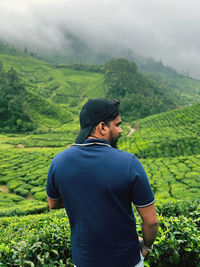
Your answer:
[97,122,107,135]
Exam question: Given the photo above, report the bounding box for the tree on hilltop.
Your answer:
[0,64,34,132]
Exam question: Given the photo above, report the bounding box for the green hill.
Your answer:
[120,102,200,158]
[1,51,200,133]
[0,53,105,132]
[104,58,200,121]
[0,102,199,266]
[0,64,73,132]
[0,46,199,204]
[119,102,200,201]
[0,102,199,214]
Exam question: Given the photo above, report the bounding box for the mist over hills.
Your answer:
[0,39,195,78]
[0,41,200,133]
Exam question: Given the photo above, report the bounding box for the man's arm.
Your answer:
[136,203,159,256]
[47,197,64,209]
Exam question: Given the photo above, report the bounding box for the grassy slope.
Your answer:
[0,44,199,267]
[120,102,200,158]
[119,103,200,201]
[0,51,199,210]
[0,54,105,131]
[0,103,199,215]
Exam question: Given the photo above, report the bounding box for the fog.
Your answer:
[0,0,200,79]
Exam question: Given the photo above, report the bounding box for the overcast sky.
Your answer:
[0,0,200,79]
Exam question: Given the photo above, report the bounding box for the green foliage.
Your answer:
[0,145,68,215]
[135,200,200,266]
[119,102,200,159]
[0,201,199,266]
[1,51,200,134]
[0,191,24,203]
[56,63,105,73]
[117,103,200,202]
[0,102,199,214]
[0,132,75,148]
[0,198,48,217]
[141,155,200,201]
[0,65,34,132]
[34,191,47,201]
[0,54,106,133]
[156,199,200,219]
[23,89,73,128]
[0,47,200,267]
[104,58,137,98]
[104,58,200,121]
[0,41,24,56]
[141,58,200,97]
[147,215,200,267]
[0,210,73,266]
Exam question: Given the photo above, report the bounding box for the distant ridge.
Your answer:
[0,42,200,132]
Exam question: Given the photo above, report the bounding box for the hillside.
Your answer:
[0,101,199,266]
[0,65,73,132]
[0,102,199,216]
[119,102,200,200]
[0,53,105,132]
[1,47,200,133]
[104,58,200,121]
[0,45,199,204]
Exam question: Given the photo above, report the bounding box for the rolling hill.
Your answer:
[0,101,199,216]
[0,45,200,133]
[0,43,199,266]
[0,101,199,266]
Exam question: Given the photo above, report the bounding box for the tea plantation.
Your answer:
[0,103,200,266]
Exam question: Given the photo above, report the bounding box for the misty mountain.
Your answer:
[0,43,200,133]
[0,39,185,78]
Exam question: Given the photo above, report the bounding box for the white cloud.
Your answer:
[0,0,200,79]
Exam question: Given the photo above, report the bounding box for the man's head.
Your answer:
[75,98,122,147]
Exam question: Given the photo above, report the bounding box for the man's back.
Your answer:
[47,139,155,267]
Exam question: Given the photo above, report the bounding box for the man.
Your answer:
[47,98,158,267]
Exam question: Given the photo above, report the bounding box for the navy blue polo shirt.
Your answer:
[46,139,155,267]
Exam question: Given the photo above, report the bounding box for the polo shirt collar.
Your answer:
[84,139,110,145]
[73,139,111,147]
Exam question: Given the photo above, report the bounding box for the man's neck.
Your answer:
[88,134,107,141]
[88,134,99,139]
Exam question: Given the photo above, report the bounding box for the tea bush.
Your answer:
[0,210,73,267]
[34,191,47,201]
[145,215,200,267]
[119,102,200,159]
[0,201,199,267]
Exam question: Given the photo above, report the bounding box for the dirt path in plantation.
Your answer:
[0,185,9,193]
[127,126,136,137]
[25,192,34,200]
[0,185,34,199]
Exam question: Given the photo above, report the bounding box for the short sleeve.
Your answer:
[130,156,155,207]
[46,160,61,200]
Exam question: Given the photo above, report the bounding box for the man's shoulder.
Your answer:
[53,146,76,161]
[109,148,137,161]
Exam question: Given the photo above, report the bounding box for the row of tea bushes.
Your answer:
[119,102,200,159]
[141,154,200,201]
[0,195,48,217]
[0,147,199,213]
[0,210,73,267]
[0,148,59,204]
[0,200,199,266]
[120,134,199,158]
[0,132,75,148]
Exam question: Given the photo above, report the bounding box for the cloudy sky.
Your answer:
[0,0,200,79]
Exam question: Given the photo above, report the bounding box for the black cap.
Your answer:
[75,98,120,144]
